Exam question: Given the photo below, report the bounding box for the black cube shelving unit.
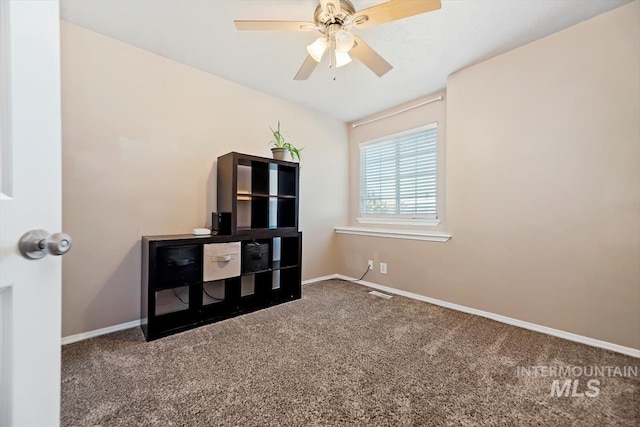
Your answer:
[141,152,302,341]
[217,152,299,234]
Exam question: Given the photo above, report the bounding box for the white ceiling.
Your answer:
[60,0,629,122]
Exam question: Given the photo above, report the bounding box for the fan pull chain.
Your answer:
[330,36,337,80]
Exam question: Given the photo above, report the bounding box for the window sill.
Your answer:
[356,217,440,227]
[334,226,451,242]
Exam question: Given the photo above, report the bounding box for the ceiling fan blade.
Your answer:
[234,20,316,31]
[354,0,441,29]
[350,36,393,77]
[294,55,319,80]
[320,0,341,16]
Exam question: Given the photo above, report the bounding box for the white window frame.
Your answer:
[357,122,440,227]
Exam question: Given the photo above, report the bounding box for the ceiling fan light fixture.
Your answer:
[307,37,328,62]
[335,29,355,52]
[235,0,442,80]
[335,50,352,68]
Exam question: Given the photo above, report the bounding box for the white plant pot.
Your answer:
[271,147,293,162]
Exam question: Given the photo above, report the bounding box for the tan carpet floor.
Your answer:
[61,279,639,426]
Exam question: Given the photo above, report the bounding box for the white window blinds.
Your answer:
[359,123,438,218]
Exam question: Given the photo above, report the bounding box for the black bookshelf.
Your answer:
[141,153,302,341]
[217,152,299,234]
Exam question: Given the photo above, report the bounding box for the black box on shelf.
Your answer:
[242,241,269,274]
[212,212,232,235]
[156,245,201,288]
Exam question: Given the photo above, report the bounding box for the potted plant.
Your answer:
[269,121,303,162]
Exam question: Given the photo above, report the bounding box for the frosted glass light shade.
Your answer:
[307,37,328,62]
[335,51,352,68]
[335,29,355,52]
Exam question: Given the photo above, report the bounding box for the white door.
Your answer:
[0,1,64,426]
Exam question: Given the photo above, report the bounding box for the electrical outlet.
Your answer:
[380,262,387,274]
[367,260,374,270]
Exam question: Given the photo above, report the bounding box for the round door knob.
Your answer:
[19,229,73,260]
[45,232,72,255]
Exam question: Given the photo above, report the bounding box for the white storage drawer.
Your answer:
[203,242,241,282]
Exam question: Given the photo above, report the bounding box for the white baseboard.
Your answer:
[61,319,142,345]
[302,274,340,285]
[330,274,640,358]
[60,275,640,358]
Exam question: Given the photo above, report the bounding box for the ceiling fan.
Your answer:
[234,0,442,80]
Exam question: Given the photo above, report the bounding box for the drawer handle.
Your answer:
[214,255,232,262]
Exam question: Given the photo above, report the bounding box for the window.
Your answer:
[359,123,438,223]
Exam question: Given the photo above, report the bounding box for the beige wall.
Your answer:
[338,2,640,349]
[61,22,348,337]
